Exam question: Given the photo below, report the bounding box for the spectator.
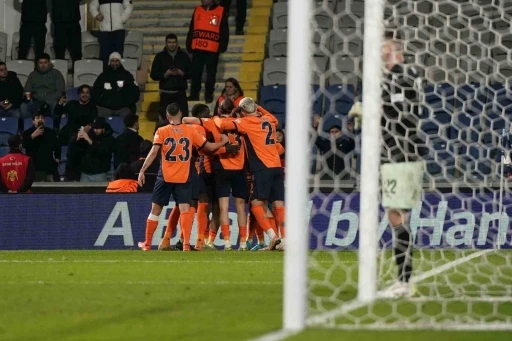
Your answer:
[276,128,285,170]
[75,117,116,182]
[56,84,98,145]
[92,52,140,118]
[314,123,355,180]
[51,0,82,62]
[0,134,35,193]
[186,0,229,103]
[219,0,247,35]
[214,78,244,114]
[89,0,133,65]
[0,62,24,119]
[21,53,65,119]
[114,113,143,169]
[150,33,192,122]
[22,111,61,182]
[65,116,93,181]
[130,140,158,192]
[106,163,138,193]
[18,0,48,60]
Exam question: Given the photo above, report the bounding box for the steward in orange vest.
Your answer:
[0,135,35,193]
[186,0,229,104]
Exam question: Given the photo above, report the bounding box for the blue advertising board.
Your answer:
[0,193,510,250]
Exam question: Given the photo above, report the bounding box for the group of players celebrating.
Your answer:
[136,96,285,252]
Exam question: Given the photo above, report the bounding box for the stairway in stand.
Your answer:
[126,0,272,140]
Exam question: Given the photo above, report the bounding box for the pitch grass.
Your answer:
[0,251,510,341]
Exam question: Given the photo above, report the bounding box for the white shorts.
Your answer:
[381,161,424,210]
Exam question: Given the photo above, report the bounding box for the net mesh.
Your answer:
[304,0,512,330]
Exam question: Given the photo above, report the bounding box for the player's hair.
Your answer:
[218,98,235,116]
[166,103,181,116]
[8,134,22,150]
[165,33,178,41]
[191,103,210,118]
[123,113,139,128]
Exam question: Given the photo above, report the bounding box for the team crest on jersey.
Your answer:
[210,15,220,26]
[7,170,17,182]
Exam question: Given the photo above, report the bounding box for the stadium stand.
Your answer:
[46,36,72,70]
[50,59,69,88]
[11,31,40,61]
[81,31,101,60]
[0,117,18,146]
[0,31,7,63]
[73,59,103,87]
[121,58,137,80]
[65,88,79,102]
[23,117,53,131]
[124,31,143,69]
[0,146,9,157]
[107,117,124,138]
[59,146,67,177]
[5,60,34,87]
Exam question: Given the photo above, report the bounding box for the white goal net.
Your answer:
[285,0,512,332]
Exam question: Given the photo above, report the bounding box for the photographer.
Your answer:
[22,111,61,182]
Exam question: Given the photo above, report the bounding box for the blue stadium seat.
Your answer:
[0,117,18,146]
[107,117,124,137]
[60,117,68,129]
[484,111,507,131]
[424,83,455,113]
[59,146,68,176]
[454,83,480,109]
[311,85,323,114]
[424,139,457,178]
[274,113,285,129]
[321,113,343,132]
[23,117,54,131]
[324,84,355,116]
[0,146,9,157]
[66,88,79,102]
[459,144,492,180]
[259,85,286,116]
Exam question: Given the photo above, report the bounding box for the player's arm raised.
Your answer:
[213,116,244,132]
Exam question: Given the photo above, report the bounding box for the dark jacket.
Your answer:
[114,128,143,169]
[0,71,24,109]
[130,157,159,193]
[51,0,81,23]
[186,4,229,54]
[92,64,140,110]
[21,0,48,24]
[22,126,61,174]
[68,129,116,175]
[315,135,355,178]
[0,150,35,193]
[150,47,192,92]
[55,100,98,145]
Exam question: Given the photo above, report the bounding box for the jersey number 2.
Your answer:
[164,137,190,162]
[261,121,275,145]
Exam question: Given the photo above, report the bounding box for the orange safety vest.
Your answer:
[106,179,139,193]
[191,5,224,53]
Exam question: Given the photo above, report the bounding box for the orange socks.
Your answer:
[145,218,159,246]
[256,225,265,244]
[163,206,180,242]
[196,203,209,247]
[239,226,247,243]
[273,207,285,238]
[221,224,230,241]
[250,205,276,239]
[180,211,194,246]
[208,230,217,243]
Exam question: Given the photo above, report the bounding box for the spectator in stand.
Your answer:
[314,120,355,180]
[51,0,83,62]
[21,53,65,119]
[55,85,98,145]
[18,0,48,60]
[114,113,143,169]
[214,77,244,114]
[22,111,61,182]
[130,139,158,193]
[75,117,116,182]
[150,33,192,122]
[0,62,24,119]
[219,0,247,35]
[89,0,133,65]
[276,128,285,166]
[65,116,92,181]
[106,163,138,193]
[186,0,229,103]
[92,52,140,118]
[0,134,35,193]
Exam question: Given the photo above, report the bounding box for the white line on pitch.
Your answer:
[0,259,357,264]
[0,280,281,286]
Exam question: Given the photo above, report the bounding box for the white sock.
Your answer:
[240,241,247,248]
[266,229,277,239]
[224,239,231,247]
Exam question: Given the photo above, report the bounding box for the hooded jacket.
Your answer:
[89,0,133,32]
[0,71,24,109]
[24,63,66,104]
[51,0,81,24]
[68,129,116,175]
[20,0,48,24]
[150,47,192,92]
[92,63,140,110]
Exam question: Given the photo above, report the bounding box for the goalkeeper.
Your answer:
[350,32,425,297]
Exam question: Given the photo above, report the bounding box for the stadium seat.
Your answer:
[60,116,68,129]
[11,32,36,60]
[454,83,480,109]
[311,85,324,114]
[46,36,72,70]
[274,113,285,129]
[320,112,343,132]
[59,146,68,176]
[124,31,143,69]
[338,0,364,17]
[458,145,492,180]
[424,139,457,178]
[268,29,287,57]
[0,31,7,64]
[0,146,9,157]
[313,2,334,30]
[324,84,355,116]
[81,31,100,59]
[327,55,359,86]
[74,59,103,87]
[0,117,18,146]
[66,88,79,102]
[312,56,328,85]
[272,2,288,29]
[424,83,455,111]
[6,60,34,87]
[107,117,124,137]
[484,111,507,131]
[263,57,287,86]
[50,59,69,88]
[23,117,53,130]
[121,58,137,80]
[331,31,362,56]
[259,85,286,117]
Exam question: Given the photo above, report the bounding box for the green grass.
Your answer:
[0,250,511,341]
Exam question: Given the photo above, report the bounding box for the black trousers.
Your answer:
[190,50,220,97]
[98,30,126,65]
[220,0,247,31]
[159,91,189,120]
[53,22,82,62]
[19,22,47,60]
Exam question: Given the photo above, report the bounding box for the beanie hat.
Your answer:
[109,52,122,63]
